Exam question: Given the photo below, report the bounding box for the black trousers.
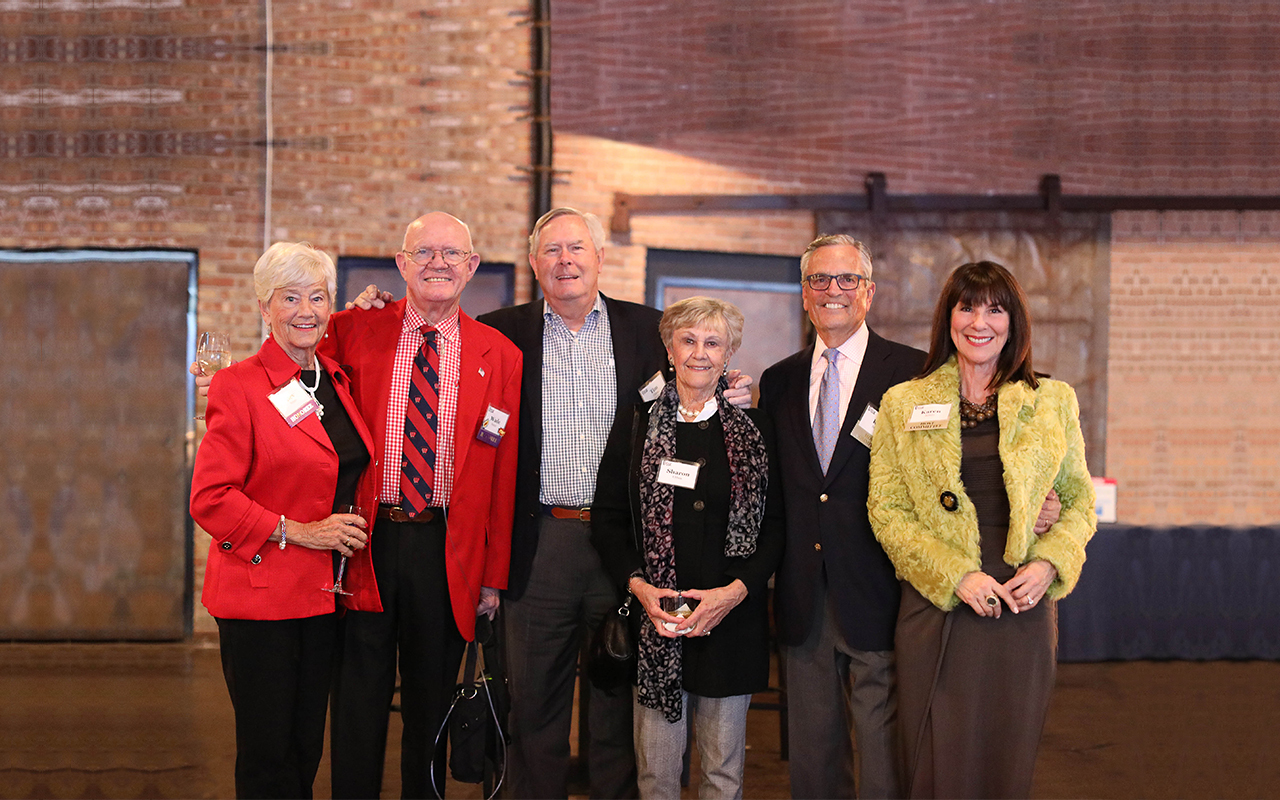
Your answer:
[215,613,339,800]
[330,514,466,799]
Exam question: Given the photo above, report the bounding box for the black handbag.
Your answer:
[433,619,507,799]
[587,594,637,692]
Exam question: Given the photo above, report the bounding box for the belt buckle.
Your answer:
[575,506,591,522]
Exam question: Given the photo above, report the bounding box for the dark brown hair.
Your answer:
[918,260,1042,390]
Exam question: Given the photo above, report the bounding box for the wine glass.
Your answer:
[194,331,230,420]
[323,504,366,596]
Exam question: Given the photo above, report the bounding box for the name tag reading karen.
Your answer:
[851,403,878,448]
[268,379,319,427]
[906,403,951,431]
[639,370,667,402]
[657,458,700,489]
[476,405,510,447]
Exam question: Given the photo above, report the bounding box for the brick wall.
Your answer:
[7,0,531,632]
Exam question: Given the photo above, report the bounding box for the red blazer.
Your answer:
[319,300,522,642]
[192,335,379,620]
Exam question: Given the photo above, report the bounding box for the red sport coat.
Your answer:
[319,299,521,642]
[192,334,379,620]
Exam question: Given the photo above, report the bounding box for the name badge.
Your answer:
[476,405,510,447]
[657,458,699,489]
[268,379,319,427]
[906,403,951,431]
[851,403,877,448]
[639,370,666,402]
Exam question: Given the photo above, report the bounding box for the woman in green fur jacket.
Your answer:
[867,261,1097,799]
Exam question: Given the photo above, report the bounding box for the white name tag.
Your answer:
[851,403,877,448]
[476,405,510,446]
[657,458,700,489]
[639,370,666,402]
[268,378,319,427]
[906,403,951,431]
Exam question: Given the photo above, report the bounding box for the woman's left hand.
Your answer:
[676,580,748,637]
[1003,560,1058,612]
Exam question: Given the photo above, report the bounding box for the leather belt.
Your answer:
[378,504,435,524]
[543,505,591,522]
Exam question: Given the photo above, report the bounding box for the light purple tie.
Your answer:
[814,348,840,473]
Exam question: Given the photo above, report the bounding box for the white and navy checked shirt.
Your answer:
[381,305,459,507]
[539,295,617,507]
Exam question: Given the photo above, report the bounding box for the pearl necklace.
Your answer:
[300,360,325,419]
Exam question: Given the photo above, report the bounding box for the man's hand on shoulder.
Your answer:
[724,369,754,409]
[345,284,393,311]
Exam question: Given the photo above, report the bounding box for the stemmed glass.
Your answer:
[323,504,366,596]
[194,331,230,420]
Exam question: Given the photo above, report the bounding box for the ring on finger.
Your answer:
[984,595,998,608]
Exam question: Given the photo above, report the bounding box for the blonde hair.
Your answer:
[253,242,337,304]
[659,296,745,354]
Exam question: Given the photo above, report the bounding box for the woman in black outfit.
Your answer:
[591,296,783,800]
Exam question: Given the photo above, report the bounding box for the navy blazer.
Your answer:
[479,294,668,600]
[757,328,924,651]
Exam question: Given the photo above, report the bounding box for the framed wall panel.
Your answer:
[0,250,196,639]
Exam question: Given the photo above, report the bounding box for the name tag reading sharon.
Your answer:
[268,378,320,427]
[657,458,700,489]
[476,405,510,447]
[639,370,667,402]
[906,403,951,431]
[851,403,878,448]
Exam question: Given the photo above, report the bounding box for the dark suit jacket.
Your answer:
[319,299,523,642]
[192,334,379,620]
[479,294,668,600]
[757,328,924,651]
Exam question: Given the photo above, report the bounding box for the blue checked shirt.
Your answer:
[539,295,617,507]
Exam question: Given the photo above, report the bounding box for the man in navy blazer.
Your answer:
[479,207,753,799]
[758,235,922,799]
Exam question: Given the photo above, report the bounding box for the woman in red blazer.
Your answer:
[191,242,378,799]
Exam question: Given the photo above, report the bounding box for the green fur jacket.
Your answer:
[867,357,1097,611]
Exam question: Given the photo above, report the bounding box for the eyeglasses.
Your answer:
[802,272,868,291]
[401,247,472,267]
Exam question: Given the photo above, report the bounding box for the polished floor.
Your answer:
[0,641,1276,799]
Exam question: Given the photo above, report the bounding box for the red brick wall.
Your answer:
[551,0,1271,195]
[6,0,531,631]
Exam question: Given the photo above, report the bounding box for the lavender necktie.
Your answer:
[813,348,840,473]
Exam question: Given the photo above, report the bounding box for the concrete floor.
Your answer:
[0,642,1276,799]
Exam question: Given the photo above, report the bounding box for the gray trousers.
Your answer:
[784,571,902,799]
[503,516,637,798]
[633,690,752,800]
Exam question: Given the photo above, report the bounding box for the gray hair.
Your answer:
[253,242,337,304]
[528,207,606,255]
[800,234,874,280]
[659,296,745,355]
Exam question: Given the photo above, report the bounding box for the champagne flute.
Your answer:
[323,504,366,596]
[194,331,230,420]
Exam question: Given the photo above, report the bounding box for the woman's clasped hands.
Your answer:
[628,576,747,638]
[955,560,1058,618]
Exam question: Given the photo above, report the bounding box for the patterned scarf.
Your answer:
[636,377,769,722]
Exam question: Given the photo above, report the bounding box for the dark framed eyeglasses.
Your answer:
[400,247,472,267]
[802,272,867,291]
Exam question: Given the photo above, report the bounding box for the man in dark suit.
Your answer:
[320,211,522,799]
[479,207,753,799]
[758,235,921,799]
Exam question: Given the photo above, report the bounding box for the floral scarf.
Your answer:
[636,377,768,722]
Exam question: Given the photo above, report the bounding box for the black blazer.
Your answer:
[590,402,784,698]
[478,294,668,600]
[757,328,925,651]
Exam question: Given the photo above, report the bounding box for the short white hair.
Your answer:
[528,207,605,255]
[800,234,874,280]
[253,242,336,303]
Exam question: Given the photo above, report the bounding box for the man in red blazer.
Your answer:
[319,211,522,799]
